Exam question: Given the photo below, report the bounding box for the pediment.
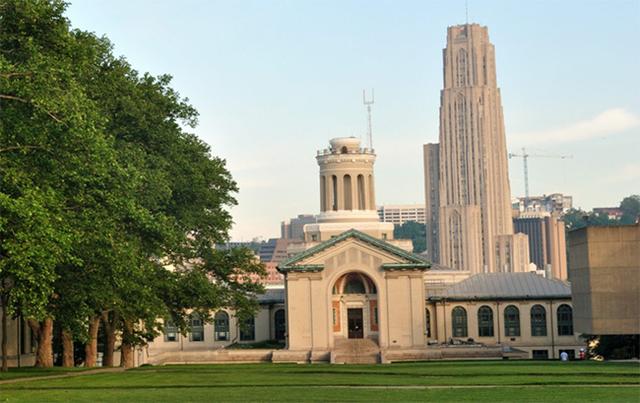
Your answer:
[278,229,430,273]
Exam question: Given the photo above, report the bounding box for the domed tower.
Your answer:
[303,137,398,244]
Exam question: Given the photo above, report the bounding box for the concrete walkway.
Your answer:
[0,367,125,385]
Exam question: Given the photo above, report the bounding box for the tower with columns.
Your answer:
[303,137,400,246]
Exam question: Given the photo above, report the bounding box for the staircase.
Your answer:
[331,338,380,364]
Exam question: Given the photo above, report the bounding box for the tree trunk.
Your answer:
[1,297,8,372]
[119,320,134,369]
[61,330,74,367]
[101,311,118,367]
[29,318,54,368]
[84,316,100,367]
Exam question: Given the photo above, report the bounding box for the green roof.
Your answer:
[277,228,431,273]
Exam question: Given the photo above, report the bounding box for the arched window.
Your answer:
[274,309,286,341]
[214,311,230,341]
[356,174,365,209]
[530,305,547,337]
[189,313,204,342]
[425,309,431,338]
[477,306,494,337]
[452,306,467,338]
[340,146,348,154]
[343,174,352,210]
[331,175,338,211]
[504,305,520,337]
[344,277,366,294]
[557,304,573,336]
[240,316,255,341]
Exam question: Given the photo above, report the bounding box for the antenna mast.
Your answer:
[465,0,469,24]
[363,89,374,149]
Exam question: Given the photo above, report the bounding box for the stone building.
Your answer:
[377,204,426,225]
[514,212,567,280]
[0,135,584,367]
[424,23,530,274]
[568,224,640,335]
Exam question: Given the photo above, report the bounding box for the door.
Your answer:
[274,309,286,341]
[347,308,364,339]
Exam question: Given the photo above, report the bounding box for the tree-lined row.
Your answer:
[0,0,264,370]
[562,195,640,231]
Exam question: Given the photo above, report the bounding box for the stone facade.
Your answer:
[568,224,640,335]
[514,212,568,279]
[425,23,529,274]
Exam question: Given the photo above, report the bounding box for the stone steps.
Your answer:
[331,338,380,364]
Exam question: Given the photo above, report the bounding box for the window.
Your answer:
[425,309,431,338]
[477,306,494,337]
[331,175,338,211]
[189,314,204,342]
[452,306,468,337]
[557,304,573,336]
[274,309,286,341]
[504,305,520,337]
[164,319,178,342]
[214,311,230,341]
[530,305,547,337]
[532,350,549,360]
[240,316,255,341]
[344,277,366,294]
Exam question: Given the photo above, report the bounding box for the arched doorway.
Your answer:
[331,272,378,342]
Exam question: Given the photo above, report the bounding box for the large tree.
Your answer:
[619,195,640,224]
[1,0,263,370]
[393,221,427,254]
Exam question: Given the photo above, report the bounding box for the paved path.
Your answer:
[0,367,125,385]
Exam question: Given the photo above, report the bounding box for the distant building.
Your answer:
[592,207,624,221]
[263,262,284,285]
[377,204,426,225]
[513,212,567,280]
[281,214,317,241]
[513,193,573,215]
[258,238,291,264]
[424,24,529,275]
[217,241,261,254]
[568,224,640,335]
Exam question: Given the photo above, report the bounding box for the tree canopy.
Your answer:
[393,221,427,254]
[1,0,264,369]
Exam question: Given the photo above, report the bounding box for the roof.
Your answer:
[427,273,571,301]
[277,228,430,272]
[256,288,285,304]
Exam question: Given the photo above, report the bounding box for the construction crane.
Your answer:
[508,148,573,201]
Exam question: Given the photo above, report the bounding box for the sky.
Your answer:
[65,0,640,241]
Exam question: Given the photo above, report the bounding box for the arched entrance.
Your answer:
[331,272,378,342]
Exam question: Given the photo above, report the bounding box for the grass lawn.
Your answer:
[0,366,91,381]
[0,360,638,402]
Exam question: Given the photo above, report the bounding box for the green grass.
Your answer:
[0,366,90,381]
[1,361,638,402]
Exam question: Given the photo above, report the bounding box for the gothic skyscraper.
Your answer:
[424,24,529,274]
